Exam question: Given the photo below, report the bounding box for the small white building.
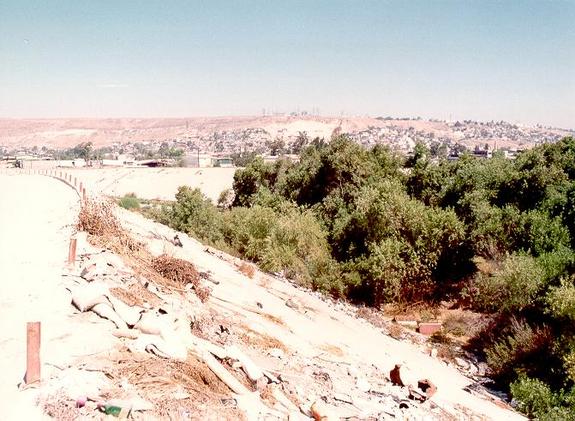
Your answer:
[58,159,86,168]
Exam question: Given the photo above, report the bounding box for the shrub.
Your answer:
[222,206,277,260]
[510,376,575,420]
[520,210,571,256]
[118,193,140,210]
[510,375,557,418]
[467,253,545,313]
[537,247,575,284]
[355,239,407,305]
[485,318,552,385]
[442,311,482,338]
[563,349,575,383]
[217,189,234,209]
[168,186,224,245]
[546,278,575,321]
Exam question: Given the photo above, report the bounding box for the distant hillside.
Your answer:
[0,116,572,151]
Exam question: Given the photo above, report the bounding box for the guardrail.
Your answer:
[0,167,89,201]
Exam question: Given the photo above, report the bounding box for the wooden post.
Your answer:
[68,238,77,266]
[82,188,86,201]
[25,322,41,385]
[79,181,83,193]
[74,177,77,187]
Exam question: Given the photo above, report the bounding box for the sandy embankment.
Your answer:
[63,167,237,203]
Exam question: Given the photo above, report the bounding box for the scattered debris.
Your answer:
[356,376,371,392]
[390,364,405,387]
[172,234,183,247]
[238,262,256,278]
[310,399,338,421]
[33,185,523,420]
[418,322,442,336]
[268,348,285,359]
[417,379,437,398]
[285,298,302,311]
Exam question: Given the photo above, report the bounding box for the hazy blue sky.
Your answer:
[0,1,573,128]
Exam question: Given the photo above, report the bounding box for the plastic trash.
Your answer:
[97,402,132,418]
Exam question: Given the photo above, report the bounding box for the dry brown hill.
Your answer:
[0,116,444,148]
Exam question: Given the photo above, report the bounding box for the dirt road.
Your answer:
[0,174,114,419]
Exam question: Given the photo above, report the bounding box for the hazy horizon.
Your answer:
[1,1,573,128]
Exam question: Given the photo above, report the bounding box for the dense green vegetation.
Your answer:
[148,135,575,417]
[56,141,184,162]
[117,193,141,210]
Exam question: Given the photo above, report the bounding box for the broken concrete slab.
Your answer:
[418,322,442,336]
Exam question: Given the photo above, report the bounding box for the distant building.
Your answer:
[183,152,232,168]
[58,159,86,167]
[100,154,135,167]
[473,145,492,159]
[214,157,234,167]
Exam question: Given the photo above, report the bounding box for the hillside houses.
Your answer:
[2,118,571,167]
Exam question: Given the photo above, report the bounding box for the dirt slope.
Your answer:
[118,206,525,420]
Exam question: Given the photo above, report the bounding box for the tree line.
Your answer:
[148,135,575,418]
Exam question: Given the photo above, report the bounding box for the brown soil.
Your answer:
[238,326,288,353]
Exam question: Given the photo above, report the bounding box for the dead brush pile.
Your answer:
[152,254,211,302]
[238,262,255,279]
[77,198,210,301]
[52,349,243,420]
[77,198,143,253]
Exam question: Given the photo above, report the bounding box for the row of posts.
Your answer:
[1,168,86,386]
[0,167,88,201]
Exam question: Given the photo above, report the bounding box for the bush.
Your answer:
[510,375,557,418]
[223,203,341,293]
[167,186,224,245]
[222,206,276,260]
[355,238,407,305]
[442,311,482,338]
[467,254,545,313]
[118,193,140,210]
[217,189,234,209]
[510,375,575,420]
[546,277,575,321]
[485,318,552,385]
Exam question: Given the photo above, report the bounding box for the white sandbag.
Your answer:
[91,302,128,330]
[226,345,263,381]
[70,282,109,312]
[131,334,188,361]
[134,311,172,336]
[108,295,143,326]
